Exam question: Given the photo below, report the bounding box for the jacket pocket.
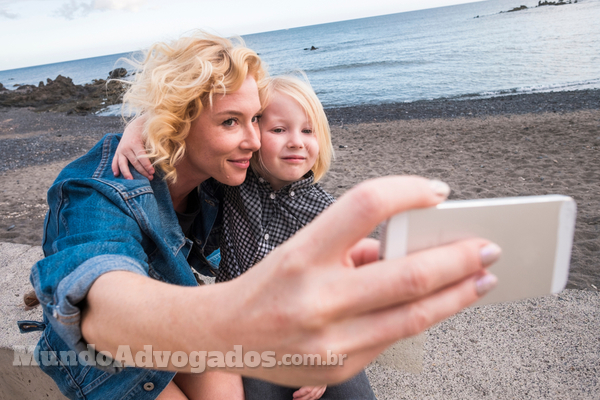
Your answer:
[39,325,111,398]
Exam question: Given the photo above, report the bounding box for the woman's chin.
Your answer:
[218,172,248,187]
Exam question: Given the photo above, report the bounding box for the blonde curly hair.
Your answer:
[122,31,266,182]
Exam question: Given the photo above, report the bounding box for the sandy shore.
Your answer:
[1,90,599,291]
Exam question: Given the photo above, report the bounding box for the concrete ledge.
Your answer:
[0,242,67,400]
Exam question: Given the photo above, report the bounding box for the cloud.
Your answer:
[56,0,92,19]
[94,0,146,12]
[0,2,18,18]
[0,8,18,18]
[55,0,146,19]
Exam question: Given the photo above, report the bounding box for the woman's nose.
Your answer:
[242,123,261,151]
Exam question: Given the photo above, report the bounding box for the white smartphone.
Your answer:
[380,195,576,306]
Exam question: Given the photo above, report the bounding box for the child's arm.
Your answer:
[292,385,327,400]
[111,116,155,180]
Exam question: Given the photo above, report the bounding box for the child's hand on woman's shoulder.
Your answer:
[112,116,155,180]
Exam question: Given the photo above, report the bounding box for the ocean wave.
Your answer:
[448,78,600,101]
[95,104,123,117]
[304,59,430,74]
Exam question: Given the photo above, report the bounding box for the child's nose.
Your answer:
[287,131,304,148]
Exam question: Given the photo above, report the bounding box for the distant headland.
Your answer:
[503,1,578,13]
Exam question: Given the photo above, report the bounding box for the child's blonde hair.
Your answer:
[121,31,266,182]
[252,74,333,183]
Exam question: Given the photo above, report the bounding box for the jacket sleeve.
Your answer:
[30,178,151,361]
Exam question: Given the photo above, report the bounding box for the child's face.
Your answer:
[258,92,319,191]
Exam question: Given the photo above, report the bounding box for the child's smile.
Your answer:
[257,92,319,190]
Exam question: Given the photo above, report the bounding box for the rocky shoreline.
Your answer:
[2,71,598,123]
[0,71,127,115]
[324,89,600,125]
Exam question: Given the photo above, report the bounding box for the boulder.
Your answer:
[108,68,127,79]
[13,85,36,93]
[508,5,528,12]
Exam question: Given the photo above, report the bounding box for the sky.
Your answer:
[0,0,479,71]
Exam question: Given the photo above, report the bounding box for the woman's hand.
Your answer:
[84,176,499,387]
[111,117,155,180]
[204,176,499,386]
[293,385,327,400]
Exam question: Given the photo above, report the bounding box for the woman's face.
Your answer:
[179,76,262,186]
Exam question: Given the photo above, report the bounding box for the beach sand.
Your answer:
[2,91,597,290]
[1,91,599,399]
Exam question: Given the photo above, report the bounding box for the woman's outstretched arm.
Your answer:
[82,176,499,386]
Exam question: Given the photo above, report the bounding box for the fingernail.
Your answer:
[480,243,502,267]
[476,273,498,296]
[429,180,450,198]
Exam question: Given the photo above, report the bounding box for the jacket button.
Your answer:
[290,191,295,197]
[264,234,269,241]
[143,382,155,391]
[270,193,276,199]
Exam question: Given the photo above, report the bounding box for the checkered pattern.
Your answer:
[216,169,335,282]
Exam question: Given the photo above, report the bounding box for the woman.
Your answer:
[26,32,500,400]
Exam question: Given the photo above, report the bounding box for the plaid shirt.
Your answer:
[216,169,335,282]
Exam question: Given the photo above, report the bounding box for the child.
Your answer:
[114,75,375,400]
[215,75,335,285]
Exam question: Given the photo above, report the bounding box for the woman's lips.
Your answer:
[228,158,251,168]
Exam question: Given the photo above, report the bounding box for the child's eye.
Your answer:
[222,118,238,127]
[272,128,284,133]
[302,129,313,135]
[252,115,261,123]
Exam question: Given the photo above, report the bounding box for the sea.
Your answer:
[1,0,599,113]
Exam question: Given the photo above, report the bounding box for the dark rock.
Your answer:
[108,68,128,79]
[14,84,36,92]
[537,0,572,6]
[304,46,319,51]
[507,5,528,12]
[0,73,126,115]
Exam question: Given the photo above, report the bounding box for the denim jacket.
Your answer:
[24,133,222,399]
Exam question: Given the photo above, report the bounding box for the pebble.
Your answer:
[7,225,16,231]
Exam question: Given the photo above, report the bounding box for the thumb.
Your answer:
[295,176,450,263]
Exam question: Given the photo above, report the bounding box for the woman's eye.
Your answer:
[223,118,237,127]
[302,129,313,135]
